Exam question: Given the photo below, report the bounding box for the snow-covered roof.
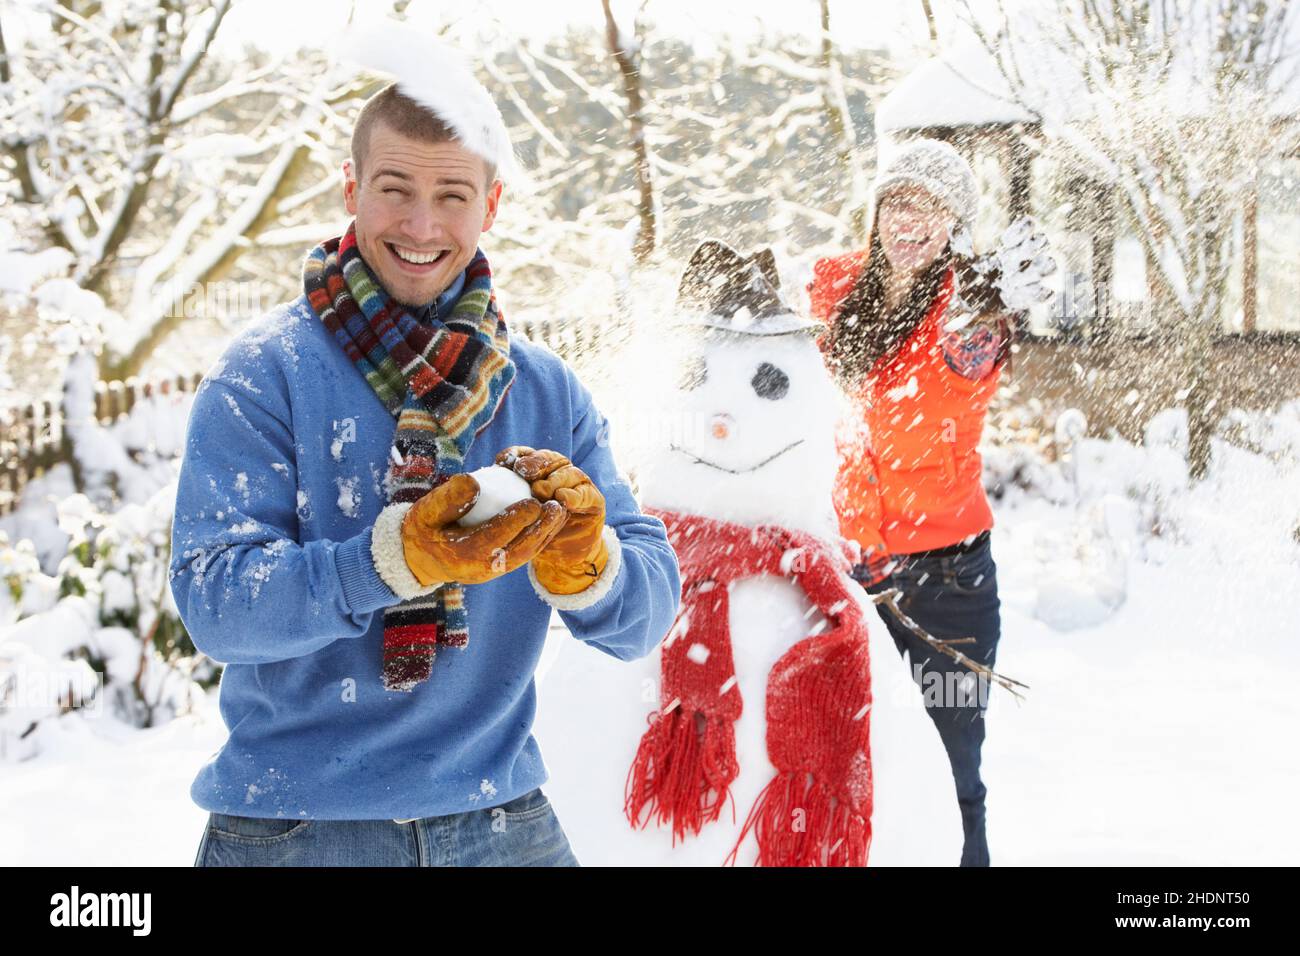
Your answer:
[877,41,1036,133]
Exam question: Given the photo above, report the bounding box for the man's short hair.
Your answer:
[350,82,497,188]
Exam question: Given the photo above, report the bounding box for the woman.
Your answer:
[807,138,1021,867]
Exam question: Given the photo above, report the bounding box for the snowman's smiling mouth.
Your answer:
[670,438,806,474]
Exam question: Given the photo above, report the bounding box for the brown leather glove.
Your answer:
[495,446,608,595]
[400,473,568,587]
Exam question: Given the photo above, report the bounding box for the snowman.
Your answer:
[533,241,958,866]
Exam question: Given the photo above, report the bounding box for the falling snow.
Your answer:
[4,2,1299,869]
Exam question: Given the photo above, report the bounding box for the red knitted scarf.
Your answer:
[625,507,875,866]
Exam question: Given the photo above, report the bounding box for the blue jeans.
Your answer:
[860,532,1001,867]
[192,787,580,867]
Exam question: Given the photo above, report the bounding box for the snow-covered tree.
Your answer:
[601,0,657,264]
[957,0,1300,477]
[467,24,901,340]
[0,0,368,381]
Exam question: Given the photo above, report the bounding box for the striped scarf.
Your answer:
[303,221,515,692]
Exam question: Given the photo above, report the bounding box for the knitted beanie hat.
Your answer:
[872,137,978,231]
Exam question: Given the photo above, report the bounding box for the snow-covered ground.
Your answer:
[2,403,1298,866]
[533,407,1300,866]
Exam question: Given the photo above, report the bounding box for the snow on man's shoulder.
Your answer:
[196,295,313,414]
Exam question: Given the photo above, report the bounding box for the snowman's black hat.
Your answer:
[675,240,823,337]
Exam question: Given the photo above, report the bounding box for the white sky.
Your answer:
[212,0,950,59]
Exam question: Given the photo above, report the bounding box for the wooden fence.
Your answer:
[511,316,629,360]
[6,319,1291,519]
[0,372,205,517]
[0,318,609,518]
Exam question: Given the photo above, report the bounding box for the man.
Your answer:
[169,76,682,866]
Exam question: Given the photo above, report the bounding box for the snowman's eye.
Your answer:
[678,356,707,391]
[751,362,789,400]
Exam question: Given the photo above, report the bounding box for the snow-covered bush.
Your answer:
[985,399,1300,632]
[0,534,44,626]
[61,352,190,515]
[0,480,213,759]
[982,398,1076,506]
[0,395,215,758]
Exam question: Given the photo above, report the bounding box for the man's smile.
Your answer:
[386,242,451,272]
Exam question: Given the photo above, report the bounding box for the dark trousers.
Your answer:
[860,532,1001,867]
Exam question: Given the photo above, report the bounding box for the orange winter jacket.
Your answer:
[808,251,1001,557]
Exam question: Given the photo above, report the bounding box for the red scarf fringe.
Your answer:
[625,508,874,866]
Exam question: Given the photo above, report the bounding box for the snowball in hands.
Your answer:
[456,465,535,527]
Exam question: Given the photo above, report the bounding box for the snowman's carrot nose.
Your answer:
[710,413,733,440]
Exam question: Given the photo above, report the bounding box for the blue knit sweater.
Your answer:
[169,278,681,820]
